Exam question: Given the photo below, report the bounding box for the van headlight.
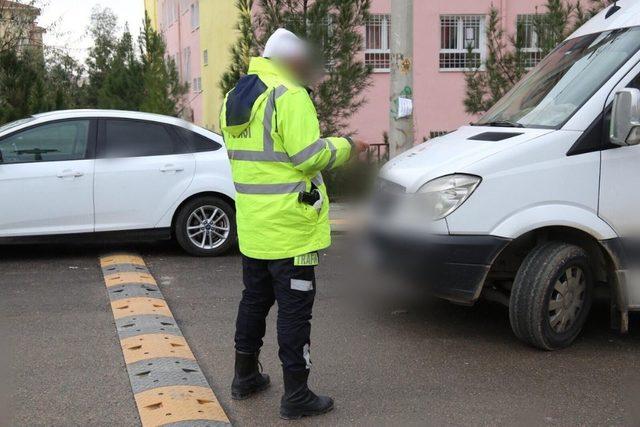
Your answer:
[417,174,481,220]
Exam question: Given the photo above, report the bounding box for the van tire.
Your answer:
[509,242,593,350]
[174,196,237,257]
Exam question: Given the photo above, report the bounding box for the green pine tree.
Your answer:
[45,51,87,110]
[0,48,46,123]
[533,0,574,56]
[464,7,528,115]
[574,0,613,31]
[84,10,187,117]
[86,6,119,107]
[139,14,189,116]
[98,28,144,110]
[464,0,612,115]
[221,0,372,136]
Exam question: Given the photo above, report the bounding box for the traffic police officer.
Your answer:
[220,28,365,419]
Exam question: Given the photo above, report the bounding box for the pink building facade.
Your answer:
[151,0,552,141]
[352,0,549,143]
[157,0,203,124]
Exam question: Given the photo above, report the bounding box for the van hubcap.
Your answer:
[548,266,586,333]
[186,205,230,250]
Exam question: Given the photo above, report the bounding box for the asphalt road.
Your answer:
[2,238,640,426]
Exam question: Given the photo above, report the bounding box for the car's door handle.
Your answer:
[160,164,184,173]
[57,170,83,178]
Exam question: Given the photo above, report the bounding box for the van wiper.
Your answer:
[479,120,525,128]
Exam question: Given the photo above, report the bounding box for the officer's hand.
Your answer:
[353,139,368,154]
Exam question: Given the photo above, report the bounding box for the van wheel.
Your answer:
[509,242,593,350]
[174,196,237,257]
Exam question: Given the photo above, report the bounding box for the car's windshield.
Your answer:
[0,117,35,134]
[478,27,640,129]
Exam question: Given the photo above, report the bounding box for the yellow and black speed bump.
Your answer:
[100,254,231,427]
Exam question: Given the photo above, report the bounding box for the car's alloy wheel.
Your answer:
[175,196,236,257]
[186,205,230,250]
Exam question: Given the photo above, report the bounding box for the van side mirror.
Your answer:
[610,88,640,146]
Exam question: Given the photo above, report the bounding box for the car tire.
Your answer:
[174,196,237,257]
[509,242,593,350]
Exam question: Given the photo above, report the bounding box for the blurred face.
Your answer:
[281,55,320,86]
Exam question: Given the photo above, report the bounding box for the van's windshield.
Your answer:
[478,27,640,129]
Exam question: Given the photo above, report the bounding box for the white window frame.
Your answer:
[172,0,178,23]
[180,0,190,14]
[193,77,202,93]
[191,1,200,31]
[183,47,191,83]
[364,14,391,73]
[517,14,543,69]
[439,15,486,72]
[161,0,178,29]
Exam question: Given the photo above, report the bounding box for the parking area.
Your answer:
[2,238,640,426]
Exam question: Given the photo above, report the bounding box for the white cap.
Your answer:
[262,28,308,60]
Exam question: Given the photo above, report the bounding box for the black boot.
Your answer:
[280,369,334,420]
[231,351,270,400]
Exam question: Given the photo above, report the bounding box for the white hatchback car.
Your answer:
[0,109,236,256]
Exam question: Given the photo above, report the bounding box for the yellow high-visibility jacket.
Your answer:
[220,57,353,260]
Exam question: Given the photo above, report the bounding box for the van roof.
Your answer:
[570,0,640,40]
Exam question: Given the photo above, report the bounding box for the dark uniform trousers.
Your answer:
[235,255,316,372]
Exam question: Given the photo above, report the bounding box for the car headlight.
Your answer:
[417,174,481,220]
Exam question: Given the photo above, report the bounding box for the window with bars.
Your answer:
[429,130,450,139]
[440,15,485,71]
[517,14,543,68]
[365,14,391,72]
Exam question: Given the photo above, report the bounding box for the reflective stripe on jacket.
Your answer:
[220,57,353,260]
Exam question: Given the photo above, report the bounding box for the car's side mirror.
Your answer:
[610,88,640,146]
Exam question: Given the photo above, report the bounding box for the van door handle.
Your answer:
[57,170,83,178]
[160,164,184,173]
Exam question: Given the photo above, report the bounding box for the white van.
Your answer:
[371,0,640,350]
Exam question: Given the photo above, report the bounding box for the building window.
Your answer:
[364,14,391,72]
[191,1,200,30]
[517,14,543,68]
[162,0,178,28]
[167,53,180,72]
[193,77,202,92]
[283,16,334,69]
[203,49,208,66]
[183,47,191,83]
[439,15,485,71]
[180,0,189,14]
[429,130,450,139]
